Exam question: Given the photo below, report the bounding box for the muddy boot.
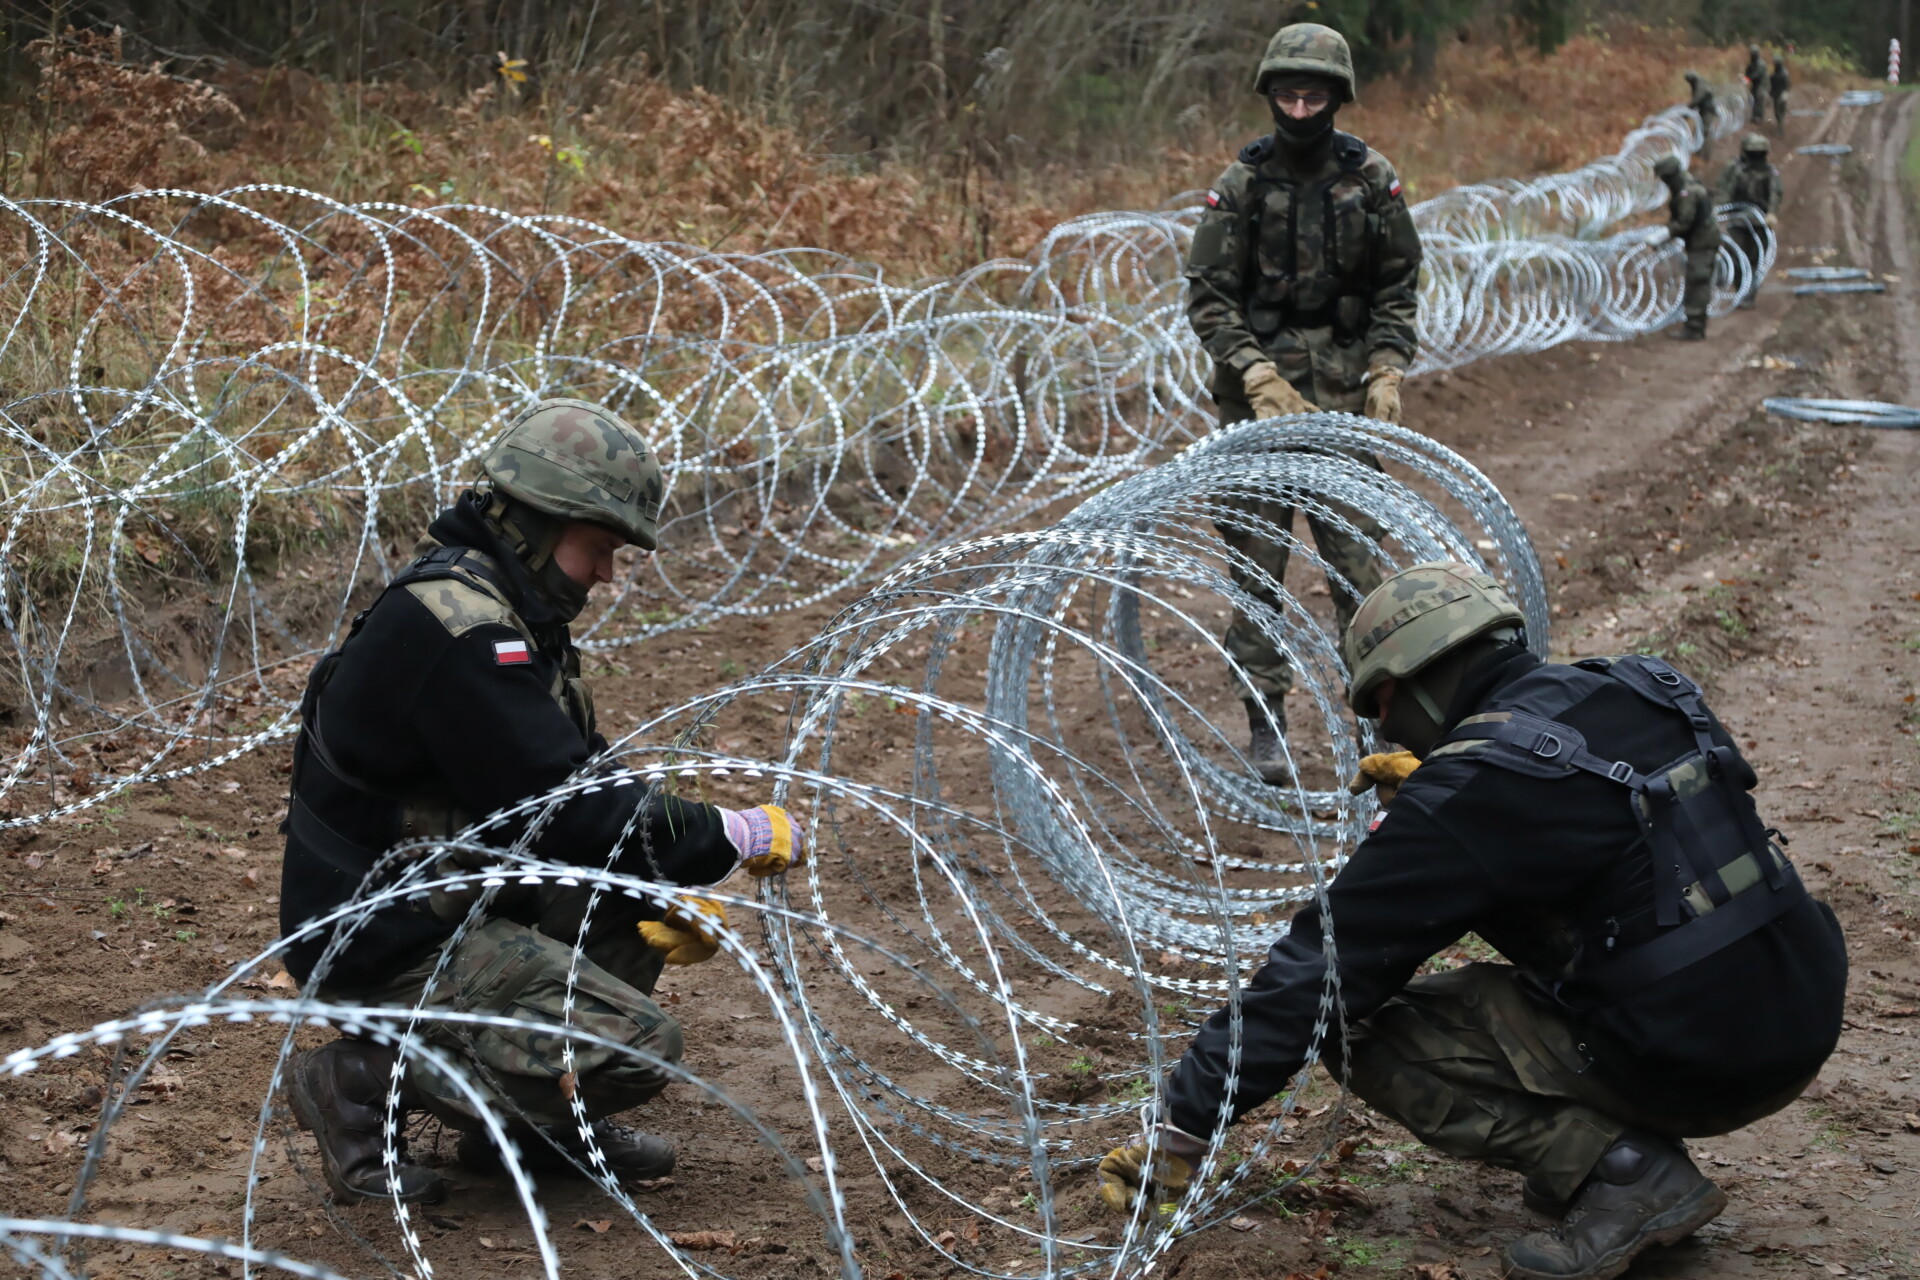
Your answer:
[1243,696,1290,785]
[1668,321,1707,341]
[289,1038,445,1204]
[1505,1133,1727,1280]
[459,1118,676,1183]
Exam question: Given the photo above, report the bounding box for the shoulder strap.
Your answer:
[1238,134,1276,166]
[1330,130,1367,172]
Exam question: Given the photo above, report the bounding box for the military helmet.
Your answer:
[1653,154,1683,178]
[1344,561,1527,717]
[1254,23,1357,104]
[1742,132,1770,155]
[1750,44,1761,55]
[1684,69,1702,83]
[481,398,665,550]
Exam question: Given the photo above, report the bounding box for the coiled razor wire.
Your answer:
[1796,143,1854,156]
[2,414,1543,1279]
[1786,266,1871,280]
[0,71,1762,1280]
[1762,397,1920,427]
[1839,90,1887,106]
[0,80,1759,831]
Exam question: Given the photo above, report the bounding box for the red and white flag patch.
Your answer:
[493,639,531,666]
[1389,179,1403,198]
[1205,189,1222,208]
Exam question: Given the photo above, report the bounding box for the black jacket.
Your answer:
[1164,648,1847,1136]
[278,493,734,987]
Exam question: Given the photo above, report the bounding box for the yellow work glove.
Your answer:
[638,897,727,965]
[1096,1128,1204,1212]
[1765,213,1778,229]
[1364,365,1405,425]
[1241,360,1313,419]
[1347,750,1422,809]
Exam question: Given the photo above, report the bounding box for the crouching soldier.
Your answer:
[1099,562,1847,1280]
[279,398,804,1203]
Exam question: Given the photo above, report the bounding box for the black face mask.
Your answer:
[484,492,591,624]
[1272,100,1336,147]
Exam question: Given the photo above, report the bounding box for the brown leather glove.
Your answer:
[1242,360,1313,419]
[1364,365,1405,424]
[1347,750,1422,809]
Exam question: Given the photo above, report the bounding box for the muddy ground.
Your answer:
[3,90,1919,1280]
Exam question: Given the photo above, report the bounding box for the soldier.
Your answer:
[1656,154,1722,340]
[1718,134,1783,308]
[1744,45,1768,122]
[1770,57,1791,129]
[1684,71,1717,156]
[1183,21,1423,782]
[279,398,805,1203]
[1097,561,1847,1280]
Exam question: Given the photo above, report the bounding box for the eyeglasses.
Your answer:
[1270,89,1334,111]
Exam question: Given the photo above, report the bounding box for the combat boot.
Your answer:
[1667,322,1707,341]
[459,1118,676,1183]
[289,1038,446,1204]
[1505,1133,1727,1280]
[1243,696,1290,785]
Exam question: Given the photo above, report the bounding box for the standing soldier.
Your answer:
[1744,45,1768,122]
[1717,134,1783,308]
[279,398,806,1203]
[1684,72,1718,158]
[1770,57,1791,130]
[1183,21,1424,782]
[1097,562,1847,1280]
[1656,154,1721,341]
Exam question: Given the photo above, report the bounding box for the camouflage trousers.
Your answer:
[1212,385,1386,698]
[1683,247,1718,328]
[1728,226,1764,308]
[1340,963,1804,1203]
[316,885,681,1132]
[1774,93,1789,126]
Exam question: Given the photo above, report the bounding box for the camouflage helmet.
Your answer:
[1684,69,1702,83]
[1254,23,1357,104]
[1742,132,1771,155]
[481,398,665,551]
[1653,154,1683,178]
[1344,561,1527,717]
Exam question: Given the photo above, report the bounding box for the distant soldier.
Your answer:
[1183,21,1424,781]
[1744,45,1768,122]
[1718,134,1783,308]
[1771,57,1791,128]
[1656,154,1722,341]
[1684,72,1718,156]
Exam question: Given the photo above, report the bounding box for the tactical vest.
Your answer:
[1726,165,1778,211]
[285,543,593,874]
[1239,131,1380,342]
[1424,654,1807,1004]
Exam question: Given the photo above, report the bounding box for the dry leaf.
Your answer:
[573,1219,612,1234]
[266,970,297,991]
[670,1231,738,1251]
[1228,1216,1258,1232]
[478,1236,496,1250]
[559,1070,578,1100]
[805,1155,825,1172]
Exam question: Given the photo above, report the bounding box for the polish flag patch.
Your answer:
[1389,179,1402,198]
[1205,189,1222,208]
[1368,813,1387,834]
[493,639,531,665]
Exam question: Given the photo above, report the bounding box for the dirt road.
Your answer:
[3,91,1918,1280]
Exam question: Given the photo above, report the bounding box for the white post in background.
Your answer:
[1891,38,1902,85]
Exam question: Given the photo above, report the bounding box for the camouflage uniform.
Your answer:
[313,883,682,1132]
[1770,61,1791,127]
[1186,24,1424,698]
[1744,50,1768,123]
[1685,74,1717,155]
[1719,142,1782,308]
[1660,162,1722,337]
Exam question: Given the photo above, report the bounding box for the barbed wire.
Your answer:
[0,75,1778,1280]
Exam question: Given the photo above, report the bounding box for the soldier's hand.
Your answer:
[1364,365,1405,425]
[1096,1125,1207,1212]
[1242,360,1313,419]
[721,804,807,878]
[639,897,727,964]
[1765,213,1778,229]
[1348,750,1422,808]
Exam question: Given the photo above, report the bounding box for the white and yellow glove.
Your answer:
[1096,1122,1209,1213]
[639,897,727,965]
[719,803,807,878]
[1364,365,1406,425]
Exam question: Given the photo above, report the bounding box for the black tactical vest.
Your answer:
[1425,654,1808,1003]
[1240,130,1379,341]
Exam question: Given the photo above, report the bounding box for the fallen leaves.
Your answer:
[573,1219,612,1234]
